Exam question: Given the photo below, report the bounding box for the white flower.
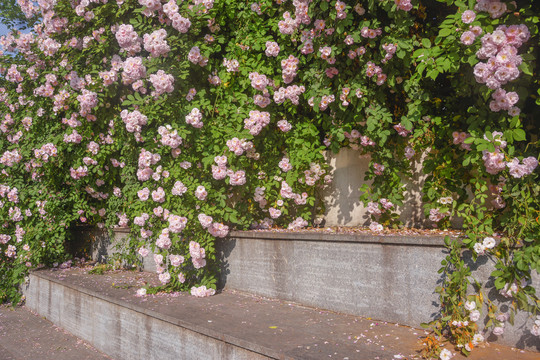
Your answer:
[472,333,484,345]
[438,196,453,204]
[531,316,540,336]
[483,237,496,249]
[136,288,147,297]
[158,272,171,285]
[469,310,481,322]
[369,221,383,232]
[464,300,476,311]
[190,285,216,297]
[532,324,540,336]
[493,325,504,336]
[138,247,149,257]
[500,282,518,298]
[474,242,485,255]
[439,348,453,360]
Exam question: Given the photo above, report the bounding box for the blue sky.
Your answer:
[0,22,10,37]
[0,17,33,40]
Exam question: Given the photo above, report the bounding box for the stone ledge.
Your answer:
[21,269,425,360]
[67,228,540,351]
[23,269,539,360]
[229,230,449,247]
[24,270,278,360]
[219,232,540,351]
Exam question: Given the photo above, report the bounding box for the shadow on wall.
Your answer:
[69,227,136,266]
[428,249,540,351]
[68,226,110,262]
[91,229,114,263]
[216,238,235,290]
[429,247,450,321]
[399,151,429,228]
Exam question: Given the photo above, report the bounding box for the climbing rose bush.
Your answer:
[0,0,538,357]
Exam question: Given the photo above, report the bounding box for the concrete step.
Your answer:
[76,228,540,351]
[0,304,112,360]
[219,231,540,351]
[22,268,539,360]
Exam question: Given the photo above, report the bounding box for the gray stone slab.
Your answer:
[0,344,17,360]
[0,305,111,360]
[23,269,539,360]
[218,232,540,351]
[24,271,275,360]
[218,236,445,325]
[229,230,447,246]
[68,228,540,351]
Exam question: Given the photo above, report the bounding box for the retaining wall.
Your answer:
[69,228,540,351]
[218,230,540,351]
[23,272,271,360]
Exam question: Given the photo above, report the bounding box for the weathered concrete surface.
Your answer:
[219,231,540,351]
[71,227,156,272]
[68,227,540,351]
[0,304,112,360]
[23,269,539,360]
[24,271,270,360]
[323,148,430,227]
[218,232,452,327]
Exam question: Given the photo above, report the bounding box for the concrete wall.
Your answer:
[72,227,157,272]
[323,148,429,228]
[322,150,373,227]
[74,228,540,350]
[24,273,270,360]
[218,231,540,351]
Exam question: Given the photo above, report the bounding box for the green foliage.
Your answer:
[88,263,112,275]
[0,0,35,30]
[0,0,539,356]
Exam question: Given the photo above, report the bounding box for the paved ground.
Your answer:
[21,268,540,360]
[0,304,112,360]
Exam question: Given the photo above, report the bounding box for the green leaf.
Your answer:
[422,38,431,48]
[513,129,526,141]
[427,69,439,80]
[520,61,533,76]
[439,28,453,37]
[494,277,506,290]
[412,49,425,58]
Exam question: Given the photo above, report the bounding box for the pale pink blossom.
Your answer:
[186,108,203,128]
[190,285,215,297]
[461,10,476,24]
[195,186,207,200]
[149,70,174,97]
[172,181,187,196]
[265,41,280,57]
[168,214,187,233]
[143,29,169,57]
[151,187,166,203]
[115,24,141,53]
[158,272,171,285]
